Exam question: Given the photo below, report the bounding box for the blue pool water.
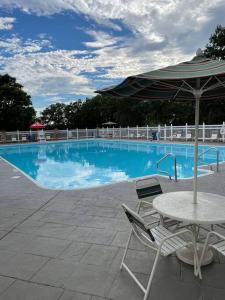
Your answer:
[0,140,225,189]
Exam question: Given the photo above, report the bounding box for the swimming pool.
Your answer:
[0,139,224,190]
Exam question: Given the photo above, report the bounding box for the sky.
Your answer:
[0,0,225,114]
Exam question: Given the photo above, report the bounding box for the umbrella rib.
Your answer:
[170,82,185,101]
[214,76,225,88]
[154,80,193,94]
[182,80,194,91]
[200,76,213,91]
[203,76,225,92]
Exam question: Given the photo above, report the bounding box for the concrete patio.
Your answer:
[0,158,225,300]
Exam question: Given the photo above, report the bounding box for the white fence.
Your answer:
[0,122,225,143]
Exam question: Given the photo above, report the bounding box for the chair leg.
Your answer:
[193,240,201,279]
[121,198,142,270]
[143,250,161,300]
[120,229,133,270]
[198,233,211,279]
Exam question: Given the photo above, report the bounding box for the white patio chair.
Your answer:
[46,135,51,140]
[135,177,178,228]
[205,133,218,142]
[199,231,225,270]
[186,133,192,140]
[120,204,199,300]
[11,137,17,142]
[176,133,182,139]
[21,136,27,142]
[210,133,218,141]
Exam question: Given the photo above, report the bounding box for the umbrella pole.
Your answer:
[193,89,201,204]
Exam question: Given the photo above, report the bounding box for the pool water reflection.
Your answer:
[0,140,224,189]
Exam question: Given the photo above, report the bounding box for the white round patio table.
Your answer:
[153,191,225,266]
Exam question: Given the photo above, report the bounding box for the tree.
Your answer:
[204,25,225,60]
[64,101,82,129]
[76,95,119,128]
[0,74,35,130]
[41,103,67,129]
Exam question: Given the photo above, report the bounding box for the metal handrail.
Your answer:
[156,153,178,181]
[198,147,220,172]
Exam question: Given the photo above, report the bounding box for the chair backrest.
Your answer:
[177,133,181,138]
[122,204,155,242]
[211,133,217,139]
[135,177,162,202]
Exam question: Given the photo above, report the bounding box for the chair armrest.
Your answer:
[140,200,153,207]
[207,231,225,241]
[159,228,193,250]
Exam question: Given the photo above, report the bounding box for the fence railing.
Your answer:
[0,122,225,144]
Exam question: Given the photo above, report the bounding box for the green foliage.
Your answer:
[204,25,225,60]
[41,103,67,129]
[41,95,198,129]
[0,74,36,130]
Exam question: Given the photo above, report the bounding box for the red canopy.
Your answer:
[30,122,45,129]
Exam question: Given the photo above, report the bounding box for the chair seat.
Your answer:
[211,239,225,255]
[151,226,188,256]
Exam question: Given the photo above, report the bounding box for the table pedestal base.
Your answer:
[176,243,213,266]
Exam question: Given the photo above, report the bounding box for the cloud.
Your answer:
[0,48,95,97]
[84,30,122,49]
[0,35,53,55]
[0,0,225,106]
[0,17,15,30]
[0,1,223,38]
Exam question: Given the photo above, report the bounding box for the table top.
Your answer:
[153,191,225,225]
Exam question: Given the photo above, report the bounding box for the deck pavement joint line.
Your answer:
[0,276,16,297]
[0,191,62,242]
[0,274,62,289]
[56,288,65,300]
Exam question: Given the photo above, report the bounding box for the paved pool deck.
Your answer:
[0,158,225,300]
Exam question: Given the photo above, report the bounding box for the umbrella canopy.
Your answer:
[102,121,117,126]
[96,49,225,204]
[30,122,45,129]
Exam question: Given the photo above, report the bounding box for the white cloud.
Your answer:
[0,36,53,54]
[0,48,95,97]
[0,17,15,30]
[0,1,223,40]
[0,0,225,104]
[84,30,122,49]
[0,31,191,99]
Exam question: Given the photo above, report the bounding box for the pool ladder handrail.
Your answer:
[198,147,220,172]
[156,153,178,182]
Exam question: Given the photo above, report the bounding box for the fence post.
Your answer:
[164,124,167,141]
[66,128,69,140]
[76,128,79,139]
[86,128,88,138]
[120,126,122,139]
[185,123,188,141]
[158,124,161,140]
[127,126,129,139]
[170,124,173,141]
[203,122,205,142]
[222,122,225,142]
[17,130,20,142]
[112,126,114,138]
[137,125,139,139]
[147,125,149,140]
